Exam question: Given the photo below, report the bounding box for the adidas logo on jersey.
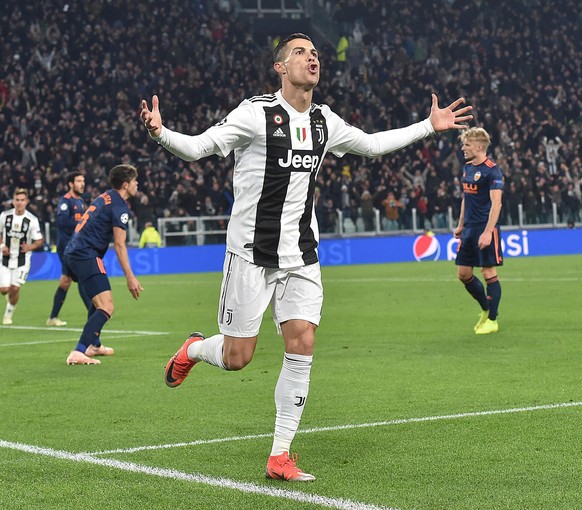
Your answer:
[273,127,286,137]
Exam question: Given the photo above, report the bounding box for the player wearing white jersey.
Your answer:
[141,33,473,481]
[1,189,44,325]
[151,90,438,269]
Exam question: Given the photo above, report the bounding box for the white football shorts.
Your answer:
[217,251,323,338]
[0,264,30,288]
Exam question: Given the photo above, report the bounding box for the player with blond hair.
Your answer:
[0,189,44,325]
[454,127,504,334]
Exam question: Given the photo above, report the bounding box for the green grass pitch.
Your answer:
[1,254,581,510]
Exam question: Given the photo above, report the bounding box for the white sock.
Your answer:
[187,334,226,369]
[270,353,312,456]
[5,302,15,318]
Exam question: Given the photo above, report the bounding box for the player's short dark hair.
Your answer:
[273,33,313,63]
[109,164,138,190]
[65,171,83,186]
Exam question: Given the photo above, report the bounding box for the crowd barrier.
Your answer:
[28,228,582,281]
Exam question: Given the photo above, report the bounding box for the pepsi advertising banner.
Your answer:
[29,228,582,281]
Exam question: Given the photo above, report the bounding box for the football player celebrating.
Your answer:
[141,32,472,481]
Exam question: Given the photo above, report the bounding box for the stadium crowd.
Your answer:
[0,0,580,244]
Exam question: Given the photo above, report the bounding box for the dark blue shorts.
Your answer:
[57,248,74,278]
[455,225,503,268]
[66,256,111,300]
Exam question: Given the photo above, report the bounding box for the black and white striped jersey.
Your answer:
[154,89,434,268]
[0,209,43,269]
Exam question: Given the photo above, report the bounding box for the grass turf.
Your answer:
[1,254,581,509]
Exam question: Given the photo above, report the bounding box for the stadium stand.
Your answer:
[0,0,579,244]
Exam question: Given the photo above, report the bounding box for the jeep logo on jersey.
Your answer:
[7,230,26,240]
[278,150,320,172]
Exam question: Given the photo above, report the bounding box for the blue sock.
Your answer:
[463,276,489,311]
[84,303,103,347]
[485,276,502,320]
[50,287,67,319]
[75,309,111,353]
[78,284,92,311]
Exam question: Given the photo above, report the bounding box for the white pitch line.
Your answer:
[0,325,168,335]
[0,334,145,348]
[88,401,582,456]
[0,440,398,510]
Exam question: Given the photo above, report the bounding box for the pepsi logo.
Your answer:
[413,234,441,261]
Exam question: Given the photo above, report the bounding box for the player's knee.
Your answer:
[457,270,473,284]
[480,267,496,279]
[99,304,114,317]
[0,287,8,295]
[223,352,252,371]
[292,337,315,355]
[222,336,257,371]
[283,328,315,355]
[60,277,72,290]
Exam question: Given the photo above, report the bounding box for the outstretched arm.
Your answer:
[141,95,255,162]
[335,93,473,158]
[428,94,473,132]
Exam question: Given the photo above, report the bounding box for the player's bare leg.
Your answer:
[2,286,20,325]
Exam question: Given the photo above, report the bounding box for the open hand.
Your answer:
[429,94,473,132]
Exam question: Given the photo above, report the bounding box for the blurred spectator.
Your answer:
[139,221,162,248]
[360,189,375,231]
[0,0,579,241]
[381,191,403,231]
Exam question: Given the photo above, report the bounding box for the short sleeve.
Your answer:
[30,216,43,241]
[112,201,130,230]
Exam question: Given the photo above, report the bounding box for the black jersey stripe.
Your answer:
[298,108,328,265]
[252,106,293,268]
[17,217,30,267]
[248,94,277,103]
